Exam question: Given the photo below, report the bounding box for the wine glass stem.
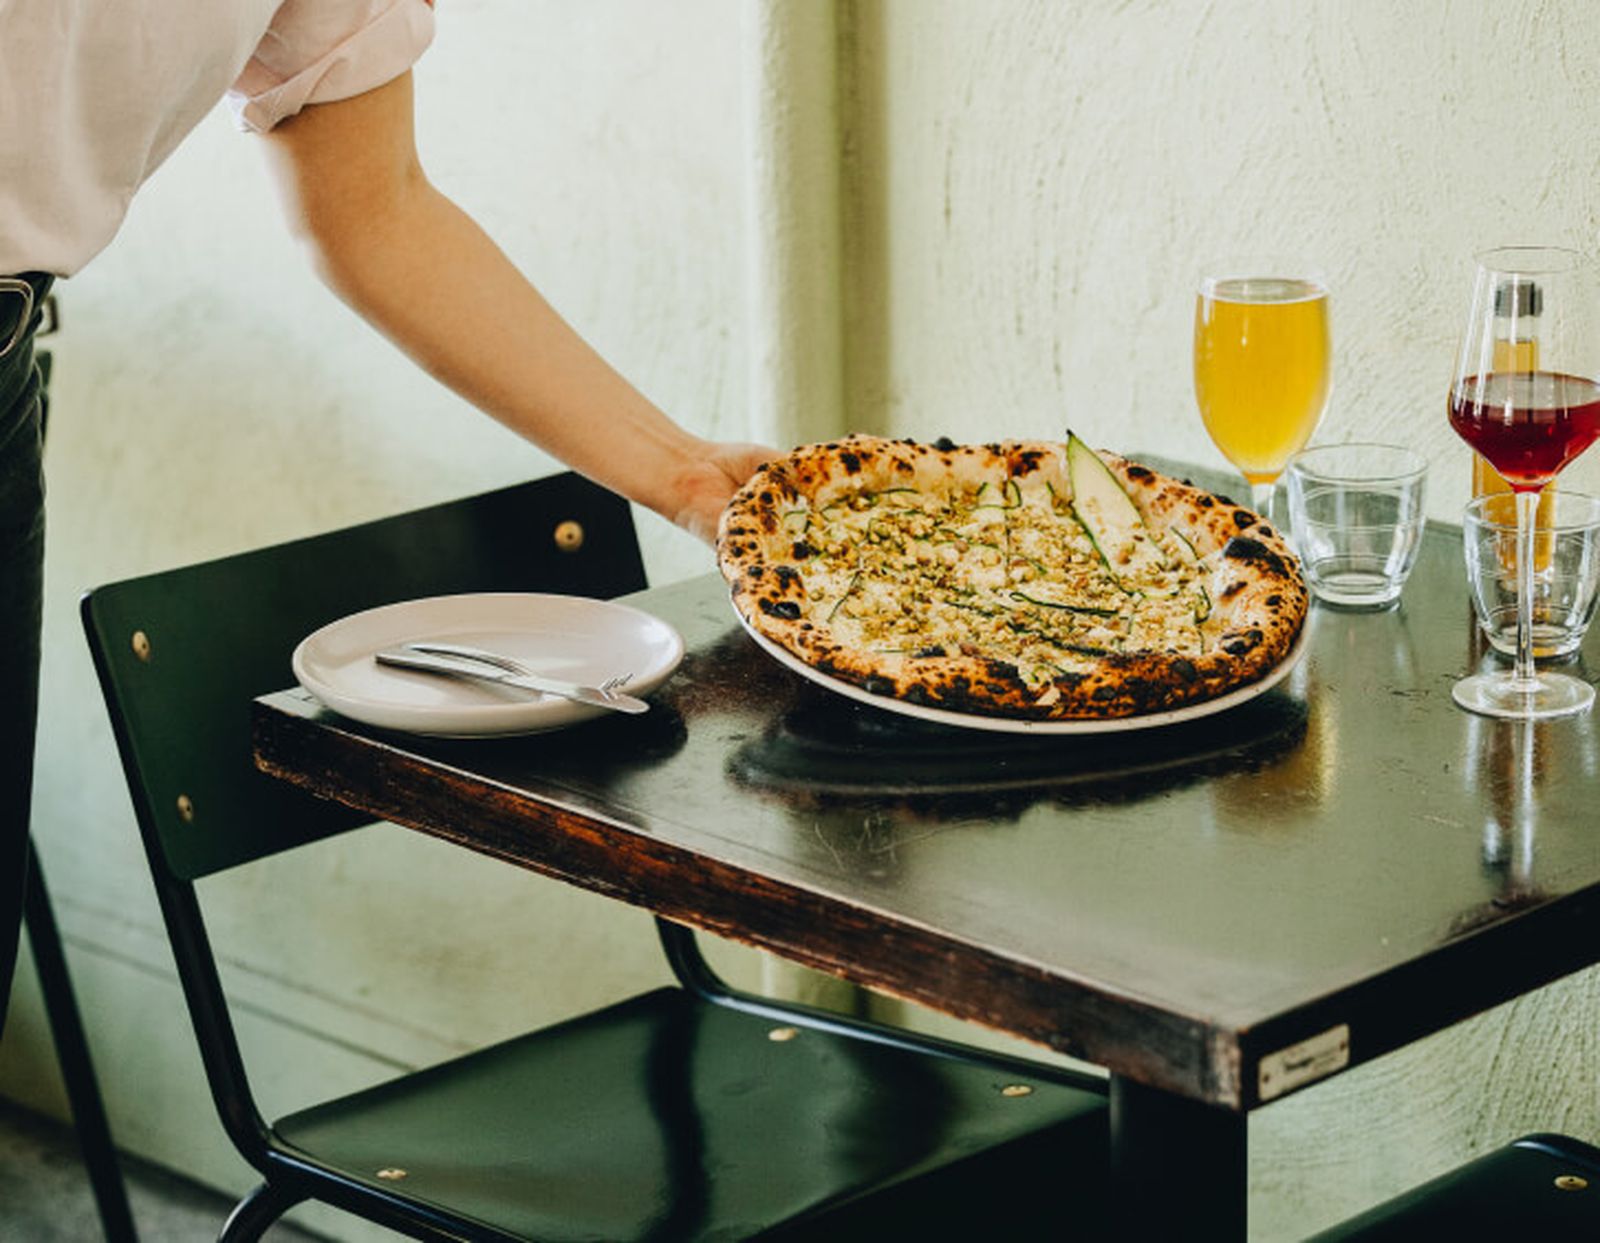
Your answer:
[1250,480,1276,526]
[1513,489,1539,690]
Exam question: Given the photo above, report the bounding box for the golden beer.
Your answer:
[1193,277,1331,484]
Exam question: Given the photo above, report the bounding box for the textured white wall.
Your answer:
[10,3,1600,1240]
[845,0,1600,509]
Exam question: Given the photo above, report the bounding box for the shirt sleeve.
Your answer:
[227,0,436,133]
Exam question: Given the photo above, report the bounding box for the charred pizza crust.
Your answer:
[717,435,1306,721]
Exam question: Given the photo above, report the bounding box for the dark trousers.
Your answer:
[0,274,52,1032]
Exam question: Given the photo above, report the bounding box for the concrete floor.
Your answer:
[0,1101,326,1242]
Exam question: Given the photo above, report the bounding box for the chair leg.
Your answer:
[24,838,139,1243]
[217,1181,305,1243]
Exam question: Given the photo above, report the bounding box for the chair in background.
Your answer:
[1309,1132,1600,1239]
[17,844,138,1243]
[82,470,1110,1242]
[14,288,140,1242]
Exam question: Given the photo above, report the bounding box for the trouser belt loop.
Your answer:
[0,278,36,361]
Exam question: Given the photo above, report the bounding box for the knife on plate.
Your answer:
[373,647,650,714]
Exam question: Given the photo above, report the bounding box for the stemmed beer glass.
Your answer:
[1193,263,1331,523]
[1448,246,1600,720]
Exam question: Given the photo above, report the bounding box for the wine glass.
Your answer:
[1193,262,1332,523]
[1448,246,1600,720]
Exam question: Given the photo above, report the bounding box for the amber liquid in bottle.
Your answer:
[1471,330,1556,556]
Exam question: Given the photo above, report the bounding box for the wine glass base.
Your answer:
[1451,670,1595,721]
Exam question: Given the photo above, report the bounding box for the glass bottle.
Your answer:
[1471,280,1556,535]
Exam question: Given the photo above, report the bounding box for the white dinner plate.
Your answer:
[293,593,684,737]
[734,610,1307,735]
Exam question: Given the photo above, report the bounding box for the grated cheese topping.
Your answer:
[790,479,1214,686]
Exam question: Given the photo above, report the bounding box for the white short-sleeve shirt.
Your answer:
[0,0,435,276]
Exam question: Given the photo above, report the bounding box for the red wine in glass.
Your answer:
[1449,247,1600,721]
[1449,371,1600,490]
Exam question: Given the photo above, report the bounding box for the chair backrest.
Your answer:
[81,472,646,1167]
[82,472,646,883]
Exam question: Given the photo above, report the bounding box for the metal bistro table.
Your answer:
[254,500,1600,1238]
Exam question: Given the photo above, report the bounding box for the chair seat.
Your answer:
[272,987,1109,1241]
[1308,1134,1600,1240]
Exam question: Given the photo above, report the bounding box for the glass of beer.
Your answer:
[1193,263,1332,522]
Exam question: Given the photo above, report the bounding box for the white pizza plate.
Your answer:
[735,610,1308,735]
[293,593,684,737]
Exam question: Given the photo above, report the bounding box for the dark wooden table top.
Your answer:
[254,504,1600,1112]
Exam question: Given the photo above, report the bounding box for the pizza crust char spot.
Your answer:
[758,598,801,620]
[1222,535,1292,579]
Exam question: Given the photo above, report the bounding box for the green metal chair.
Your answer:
[81,471,1109,1242]
[1309,1132,1600,1239]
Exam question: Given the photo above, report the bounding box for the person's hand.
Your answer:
[669,441,780,545]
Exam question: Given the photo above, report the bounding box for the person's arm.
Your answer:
[259,70,769,543]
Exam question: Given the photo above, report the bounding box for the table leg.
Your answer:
[1110,1074,1247,1239]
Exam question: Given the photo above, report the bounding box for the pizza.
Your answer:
[716,433,1307,721]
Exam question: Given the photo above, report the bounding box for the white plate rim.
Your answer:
[734,608,1308,735]
[293,592,684,737]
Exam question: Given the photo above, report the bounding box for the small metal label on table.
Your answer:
[1259,1024,1350,1101]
